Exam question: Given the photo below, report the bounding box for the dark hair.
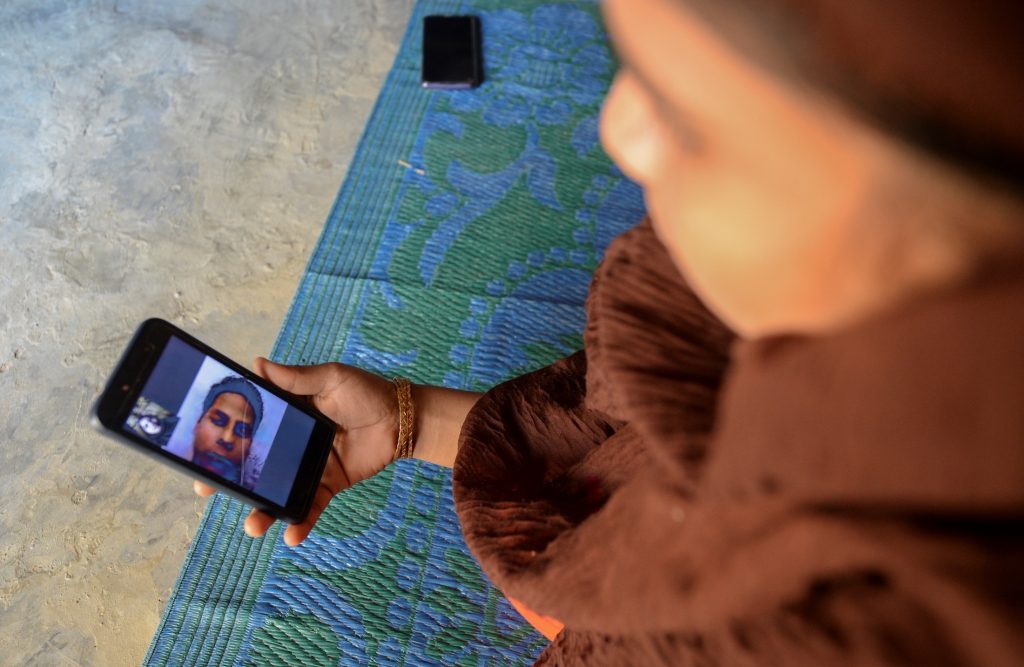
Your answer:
[677,0,1024,192]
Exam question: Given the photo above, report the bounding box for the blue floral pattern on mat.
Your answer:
[146,2,645,665]
[344,1,644,391]
[449,6,608,129]
[237,461,544,666]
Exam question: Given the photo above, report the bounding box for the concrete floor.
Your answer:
[0,1,414,664]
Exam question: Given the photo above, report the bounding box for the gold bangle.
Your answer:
[392,377,415,461]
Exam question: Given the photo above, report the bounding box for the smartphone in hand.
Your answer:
[91,318,335,524]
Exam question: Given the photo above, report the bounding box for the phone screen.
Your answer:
[121,335,316,506]
[422,15,482,89]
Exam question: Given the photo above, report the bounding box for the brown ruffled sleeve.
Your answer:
[452,220,734,626]
[583,219,734,482]
[452,219,1024,666]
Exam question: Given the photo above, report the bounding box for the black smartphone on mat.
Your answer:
[91,318,335,524]
[422,15,483,89]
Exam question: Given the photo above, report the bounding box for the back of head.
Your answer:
[681,0,1024,192]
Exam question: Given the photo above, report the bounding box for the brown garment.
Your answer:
[453,220,1024,666]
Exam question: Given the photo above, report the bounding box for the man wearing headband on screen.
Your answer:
[192,376,264,486]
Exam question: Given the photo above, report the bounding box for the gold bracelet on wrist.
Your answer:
[392,377,415,461]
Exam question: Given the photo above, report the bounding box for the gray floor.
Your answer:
[0,1,414,664]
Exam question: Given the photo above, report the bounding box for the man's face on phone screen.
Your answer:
[193,392,255,466]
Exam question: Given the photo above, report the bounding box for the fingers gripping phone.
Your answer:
[91,319,335,524]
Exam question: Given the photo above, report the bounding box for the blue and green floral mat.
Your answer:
[145,1,644,664]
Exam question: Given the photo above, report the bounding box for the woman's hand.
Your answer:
[193,357,481,546]
[193,357,402,546]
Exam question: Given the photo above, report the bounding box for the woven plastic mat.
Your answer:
[145,0,645,664]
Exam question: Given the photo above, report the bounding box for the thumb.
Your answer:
[254,357,339,397]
